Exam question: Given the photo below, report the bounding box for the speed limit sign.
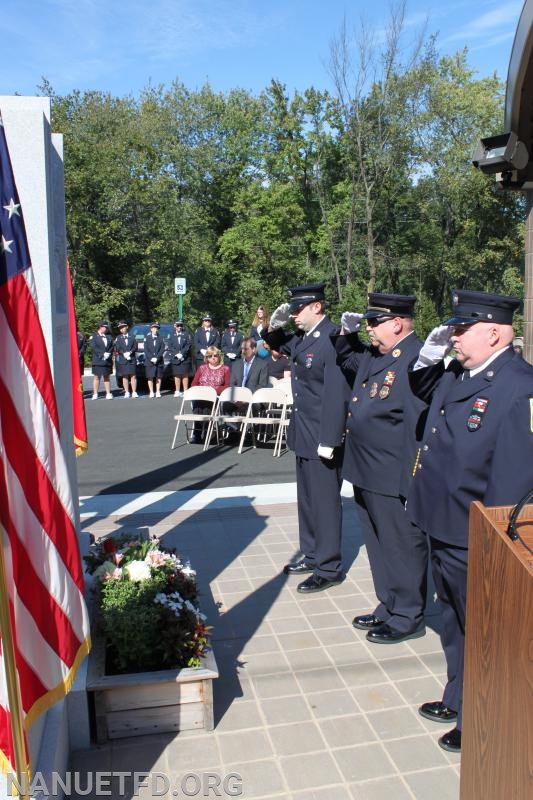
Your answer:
[174,277,187,295]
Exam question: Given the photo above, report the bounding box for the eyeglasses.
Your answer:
[367,316,394,328]
[207,354,219,359]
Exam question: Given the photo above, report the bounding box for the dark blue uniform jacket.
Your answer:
[263,317,349,459]
[335,331,426,499]
[114,333,137,365]
[406,347,533,546]
[168,331,192,363]
[89,333,113,366]
[143,334,165,363]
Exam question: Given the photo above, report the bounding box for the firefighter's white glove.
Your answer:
[341,311,364,333]
[317,444,334,460]
[413,325,453,370]
[270,303,291,329]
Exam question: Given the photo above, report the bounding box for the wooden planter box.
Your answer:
[86,635,218,742]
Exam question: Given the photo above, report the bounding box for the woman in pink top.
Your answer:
[190,347,230,442]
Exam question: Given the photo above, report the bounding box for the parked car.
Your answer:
[130,323,175,388]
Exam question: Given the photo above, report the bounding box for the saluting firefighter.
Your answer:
[406,289,533,753]
[144,322,165,398]
[89,320,114,399]
[335,294,429,645]
[263,283,350,593]
[168,320,192,397]
[114,320,138,398]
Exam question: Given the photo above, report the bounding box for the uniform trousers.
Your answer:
[429,537,468,730]
[354,487,428,633]
[295,454,343,580]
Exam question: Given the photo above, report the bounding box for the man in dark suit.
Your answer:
[221,320,244,366]
[230,337,269,392]
[335,293,429,645]
[222,338,269,431]
[406,289,533,753]
[194,315,220,368]
[263,283,350,593]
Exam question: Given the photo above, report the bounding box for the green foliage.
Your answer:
[85,534,210,674]
[46,12,526,333]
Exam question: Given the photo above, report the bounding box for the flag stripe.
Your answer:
[0,473,85,672]
[0,273,59,431]
[0,379,84,592]
[0,450,85,644]
[0,286,75,523]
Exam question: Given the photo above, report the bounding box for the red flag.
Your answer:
[0,111,91,777]
[67,262,88,456]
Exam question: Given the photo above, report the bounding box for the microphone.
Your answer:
[506,488,533,552]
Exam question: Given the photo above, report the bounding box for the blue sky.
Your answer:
[2,0,524,99]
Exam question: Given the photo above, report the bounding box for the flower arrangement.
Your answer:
[84,533,211,675]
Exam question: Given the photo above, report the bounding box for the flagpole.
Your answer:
[0,526,29,798]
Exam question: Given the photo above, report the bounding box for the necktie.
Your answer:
[242,361,250,386]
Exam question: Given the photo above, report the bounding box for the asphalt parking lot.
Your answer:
[77,378,295,497]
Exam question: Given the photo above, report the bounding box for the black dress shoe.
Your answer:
[283,559,314,575]
[366,622,425,644]
[352,613,384,631]
[419,701,458,724]
[438,727,461,753]
[297,574,344,594]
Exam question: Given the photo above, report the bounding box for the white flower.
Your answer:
[125,560,151,582]
[93,560,117,581]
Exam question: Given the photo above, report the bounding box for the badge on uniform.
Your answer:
[369,382,378,398]
[392,348,401,358]
[379,370,396,399]
[305,353,314,369]
[467,397,489,431]
[313,331,320,338]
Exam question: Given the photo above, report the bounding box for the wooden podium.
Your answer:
[460,501,533,800]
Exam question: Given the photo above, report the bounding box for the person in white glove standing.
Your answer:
[144,322,166,397]
[406,289,533,754]
[335,293,429,645]
[221,320,244,366]
[262,283,350,593]
[169,320,192,397]
[114,320,139,398]
[89,320,114,399]
[193,315,220,369]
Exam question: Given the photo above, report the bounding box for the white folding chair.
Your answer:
[203,386,253,448]
[273,387,293,457]
[273,378,292,398]
[170,386,218,449]
[238,388,287,455]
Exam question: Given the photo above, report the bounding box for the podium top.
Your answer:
[470,501,533,570]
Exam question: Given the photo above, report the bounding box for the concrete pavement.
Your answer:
[71,484,460,800]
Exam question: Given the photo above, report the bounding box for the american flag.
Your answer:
[0,111,91,776]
